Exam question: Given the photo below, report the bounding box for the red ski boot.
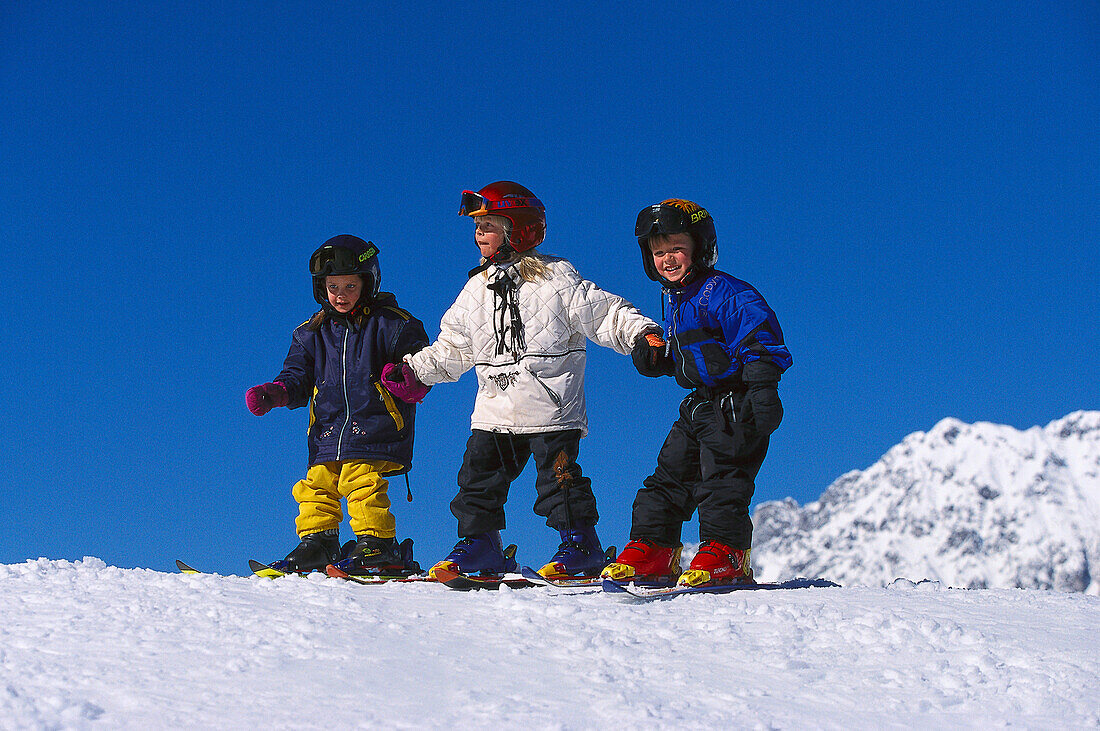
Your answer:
[600,539,682,583]
[677,540,753,588]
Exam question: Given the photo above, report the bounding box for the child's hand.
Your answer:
[382,362,430,404]
[631,332,672,378]
[744,384,783,436]
[246,382,288,416]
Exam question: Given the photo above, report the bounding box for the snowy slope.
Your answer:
[752,411,1100,593]
[1,559,1098,729]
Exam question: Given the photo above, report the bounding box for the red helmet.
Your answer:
[459,181,546,252]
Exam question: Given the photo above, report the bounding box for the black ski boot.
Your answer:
[339,535,422,576]
[270,529,343,573]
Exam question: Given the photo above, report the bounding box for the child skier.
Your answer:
[601,199,792,588]
[383,181,661,579]
[246,234,430,576]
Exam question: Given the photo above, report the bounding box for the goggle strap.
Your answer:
[310,245,373,276]
[460,191,544,216]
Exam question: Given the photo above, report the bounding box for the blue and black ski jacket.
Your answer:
[662,269,792,393]
[276,292,429,471]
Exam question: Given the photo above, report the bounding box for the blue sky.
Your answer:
[2,2,1097,575]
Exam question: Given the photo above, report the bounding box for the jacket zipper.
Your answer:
[670,290,690,383]
[336,327,350,460]
[527,365,563,408]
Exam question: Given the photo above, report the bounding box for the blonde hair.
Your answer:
[476,215,551,282]
[476,250,551,283]
[516,251,551,282]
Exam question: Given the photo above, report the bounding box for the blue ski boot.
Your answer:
[537,525,609,578]
[270,528,343,573]
[430,531,518,579]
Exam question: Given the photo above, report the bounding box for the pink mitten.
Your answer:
[246,382,289,416]
[381,362,429,404]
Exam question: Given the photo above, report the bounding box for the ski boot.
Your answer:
[269,529,343,573]
[600,538,682,584]
[429,531,518,579]
[537,525,611,579]
[334,535,422,576]
[677,541,753,588]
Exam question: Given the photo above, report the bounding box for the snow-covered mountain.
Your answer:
[752,411,1100,593]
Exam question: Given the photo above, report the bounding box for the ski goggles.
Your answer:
[459,190,545,217]
[635,200,710,238]
[309,243,377,276]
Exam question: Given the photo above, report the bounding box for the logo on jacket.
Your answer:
[488,370,520,391]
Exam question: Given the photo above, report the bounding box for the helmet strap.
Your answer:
[318,290,369,325]
[467,242,517,279]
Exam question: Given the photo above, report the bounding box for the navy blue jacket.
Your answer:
[276,292,429,470]
[663,270,792,392]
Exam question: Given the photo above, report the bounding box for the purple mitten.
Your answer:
[245,382,289,416]
[381,362,429,404]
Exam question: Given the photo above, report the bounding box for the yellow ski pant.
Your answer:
[292,460,402,538]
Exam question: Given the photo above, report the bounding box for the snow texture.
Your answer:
[1,558,1098,729]
[753,411,1100,594]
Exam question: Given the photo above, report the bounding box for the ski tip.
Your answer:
[518,566,605,589]
[325,563,350,579]
[431,567,458,582]
[431,567,474,590]
[794,577,841,588]
[175,559,200,574]
[519,566,555,585]
[432,567,533,591]
[248,559,286,579]
[601,578,631,594]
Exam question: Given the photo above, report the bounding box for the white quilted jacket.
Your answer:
[406,256,659,436]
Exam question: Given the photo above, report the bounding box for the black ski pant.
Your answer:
[452,429,598,537]
[630,392,769,550]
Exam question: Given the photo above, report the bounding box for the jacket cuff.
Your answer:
[742,360,781,386]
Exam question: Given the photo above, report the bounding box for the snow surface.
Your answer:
[2,558,1098,729]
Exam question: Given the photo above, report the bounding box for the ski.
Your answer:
[249,560,342,579]
[431,567,534,591]
[321,538,425,584]
[248,559,293,578]
[602,577,839,600]
[175,560,202,574]
[324,563,433,585]
[519,566,606,590]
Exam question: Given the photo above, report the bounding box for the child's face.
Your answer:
[474,218,507,259]
[650,233,694,283]
[326,274,362,313]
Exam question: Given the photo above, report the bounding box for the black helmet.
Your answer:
[309,235,380,306]
[635,199,717,286]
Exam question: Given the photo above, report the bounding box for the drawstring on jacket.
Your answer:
[488,271,525,360]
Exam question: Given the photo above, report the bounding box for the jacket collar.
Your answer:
[663,268,714,298]
[487,261,523,285]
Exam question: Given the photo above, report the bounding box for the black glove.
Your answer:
[744,384,783,436]
[632,333,673,378]
[741,360,783,436]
